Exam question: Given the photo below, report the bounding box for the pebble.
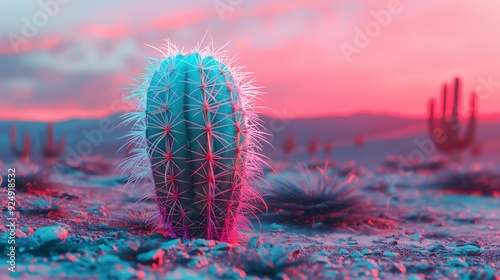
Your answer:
[338,249,348,255]
[446,258,469,268]
[288,243,304,255]
[312,255,330,264]
[317,250,329,256]
[453,245,483,256]
[192,239,215,248]
[33,225,69,246]
[349,251,363,258]
[187,256,209,268]
[390,263,407,273]
[353,259,379,270]
[161,239,182,250]
[410,232,422,239]
[137,248,165,267]
[361,249,372,255]
[383,251,398,257]
[100,254,121,263]
[188,248,204,256]
[247,235,263,248]
[214,243,232,251]
[21,226,34,235]
[427,242,447,252]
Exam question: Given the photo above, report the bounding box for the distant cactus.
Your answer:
[42,123,66,163]
[354,133,364,148]
[282,132,296,158]
[307,134,319,162]
[10,124,32,164]
[122,41,265,242]
[323,139,334,156]
[428,77,476,162]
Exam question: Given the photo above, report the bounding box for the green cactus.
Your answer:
[122,41,265,242]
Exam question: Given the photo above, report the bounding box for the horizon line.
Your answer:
[1,110,500,123]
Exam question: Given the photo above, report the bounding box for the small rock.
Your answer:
[312,221,326,229]
[100,254,121,263]
[176,251,191,264]
[161,238,182,250]
[188,248,204,256]
[137,249,164,267]
[187,256,209,268]
[214,243,232,251]
[427,242,447,252]
[317,250,329,256]
[361,249,372,255]
[411,262,432,273]
[373,249,382,255]
[453,245,483,256]
[383,251,398,257]
[289,243,304,255]
[456,240,480,248]
[192,239,215,248]
[353,259,379,270]
[98,244,112,252]
[347,241,358,245]
[21,226,34,235]
[248,235,263,248]
[350,251,363,258]
[410,233,422,240]
[312,255,330,264]
[15,229,27,238]
[32,225,68,246]
[338,249,348,256]
[446,258,469,268]
[390,263,407,273]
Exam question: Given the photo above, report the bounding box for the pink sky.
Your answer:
[1,0,500,121]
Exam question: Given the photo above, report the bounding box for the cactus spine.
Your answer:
[122,41,264,242]
[428,77,476,162]
[42,123,66,163]
[10,124,32,164]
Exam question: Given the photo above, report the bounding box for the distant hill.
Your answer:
[1,113,498,168]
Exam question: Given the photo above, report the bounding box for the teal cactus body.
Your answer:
[122,42,264,242]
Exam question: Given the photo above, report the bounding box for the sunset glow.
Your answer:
[1,1,500,121]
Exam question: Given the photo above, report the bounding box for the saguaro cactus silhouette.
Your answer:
[10,124,32,164]
[428,77,476,162]
[122,41,264,242]
[42,123,66,163]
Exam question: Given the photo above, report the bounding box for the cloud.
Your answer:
[1,0,500,121]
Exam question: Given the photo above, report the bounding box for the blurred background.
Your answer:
[1,0,500,167]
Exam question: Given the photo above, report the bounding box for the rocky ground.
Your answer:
[1,160,499,280]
